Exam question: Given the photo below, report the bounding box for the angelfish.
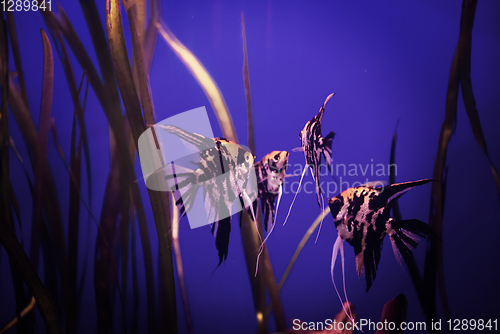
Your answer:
[156,124,256,265]
[283,93,335,228]
[254,150,289,231]
[328,179,433,292]
[298,92,335,207]
[253,151,289,274]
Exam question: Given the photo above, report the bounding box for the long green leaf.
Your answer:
[0,297,36,334]
[105,2,176,333]
[129,200,139,334]
[242,13,255,155]
[375,294,407,334]
[387,126,432,327]
[143,0,160,76]
[30,28,58,272]
[156,20,238,143]
[2,19,32,331]
[457,3,500,199]
[130,181,156,334]
[277,207,330,292]
[0,13,27,334]
[6,12,28,108]
[240,211,268,333]
[425,0,480,328]
[0,222,63,334]
[241,13,286,332]
[7,32,65,310]
[171,192,194,334]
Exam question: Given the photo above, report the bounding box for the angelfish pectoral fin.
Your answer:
[322,131,335,175]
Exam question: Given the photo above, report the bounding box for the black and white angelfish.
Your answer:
[327,179,433,325]
[254,150,289,231]
[253,150,289,275]
[328,179,433,290]
[298,92,335,207]
[283,93,335,228]
[156,124,256,265]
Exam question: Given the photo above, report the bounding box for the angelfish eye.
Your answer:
[245,152,250,162]
[273,154,280,161]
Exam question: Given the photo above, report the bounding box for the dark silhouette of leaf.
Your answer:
[0,222,63,334]
[375,294,407,334]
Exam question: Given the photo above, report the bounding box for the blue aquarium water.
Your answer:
[1,1,499,333]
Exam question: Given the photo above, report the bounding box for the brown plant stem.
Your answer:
[106,1,176,333]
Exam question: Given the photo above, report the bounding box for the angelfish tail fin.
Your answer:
[322,131,335,174]
[211,217,232,266]
[389,219,431,266]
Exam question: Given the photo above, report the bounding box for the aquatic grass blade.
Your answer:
[4,166,23,242]
[67,105,83,334]
[2,20,34,332]
[276,207,330,293]
[0,15,29,334]
[105,2,176,333]
[0,297,36,334]
[144,0,161,76]
[43,6,127,141]
[456,5,500,199]
[239,14,266,333]
[120,165,131,332]
[105,0,145,144]
[424,1,488,329]
[375,294,407,334]
[8,136,33,190]
[6,12,28,108]
[30,28,59,270]
[129,199,139,334]
[155,20,238,142]
[8,73,66,312]
[387,126,432,326]
[241,13,286,332]
[389,124,402,221]
[127,7,155,126]
[241,13,255,155]
[130,182,156,334]
[94,146,125,333]
[240,211,268,333]
[0,222,63,334]
[171,192,194,334]
[77,0,122,110]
